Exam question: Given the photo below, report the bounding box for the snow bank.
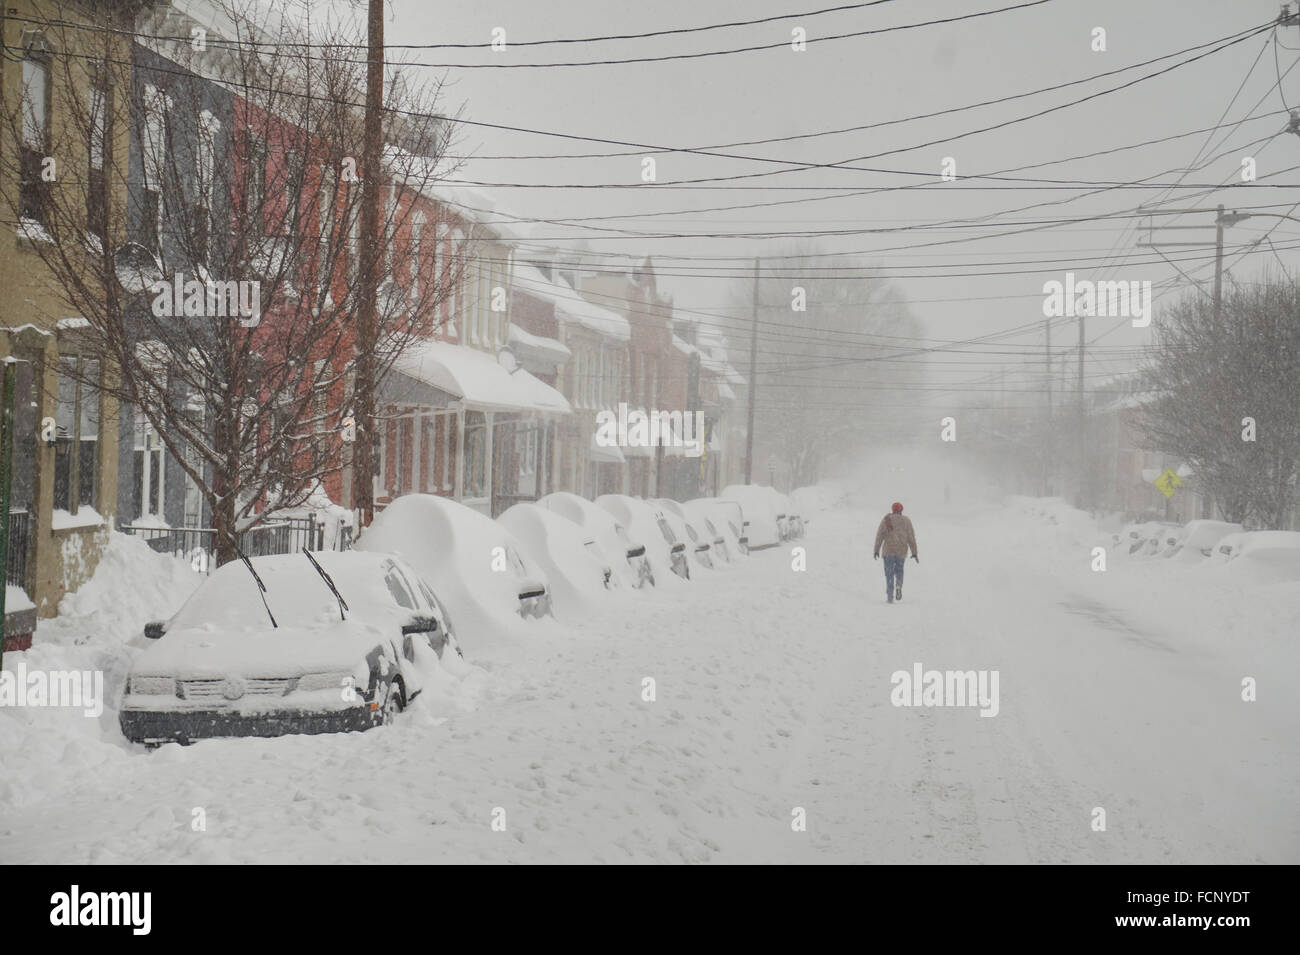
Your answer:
[0,533,202,808]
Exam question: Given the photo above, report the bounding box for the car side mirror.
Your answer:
[401,616,439,635]
[144,621,165,640]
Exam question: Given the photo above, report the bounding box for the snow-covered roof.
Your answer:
[392,339,570,415]
[553,277,630,341]
[672,336,699,358]
[512,262,567,307]
[508,323,570,361]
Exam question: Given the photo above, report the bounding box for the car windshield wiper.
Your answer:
[238,545,277,629]
[302,547,348,621]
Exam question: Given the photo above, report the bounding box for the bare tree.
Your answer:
[729,247,925,487]
[0,0,469,564]
[1136,275,1300,527]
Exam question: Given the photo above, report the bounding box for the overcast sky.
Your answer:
[378,0,1300,403]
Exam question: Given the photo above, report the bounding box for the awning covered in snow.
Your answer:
[391,340,571,415]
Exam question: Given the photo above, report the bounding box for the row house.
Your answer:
[511,257,631,499]
[114,24,234,531]
[368,187,571,518]
[578,257,675,498]
[1,1,138,646]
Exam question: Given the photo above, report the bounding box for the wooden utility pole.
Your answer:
[743,257,759,484]
[1077,311,1085,510]
[0,361,14,669]
[354,0,384,528]
[1043,316,1052,496]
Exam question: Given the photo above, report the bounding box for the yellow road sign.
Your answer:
[1153,468,1183,499]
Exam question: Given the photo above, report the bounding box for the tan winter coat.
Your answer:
[874,513,917,559]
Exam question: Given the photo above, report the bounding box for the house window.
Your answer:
[20,54,50,223]
[87,84,108,240]
[133,413,166,521]
[384,188,398,276]
[432,223,446,325]
[409,211,425,302]
[348,186,361,284]
[283,148,301,239]
[194,111,219,262]
[316,165,335,294]
[312,359,329,434]
[441,413,454,491]
[247,133,268,238]
[449,228,464,338]
[53,356,100,514]
[463,411,486,498]
[141,86,170,253]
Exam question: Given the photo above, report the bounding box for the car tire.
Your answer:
[381,681,404,726]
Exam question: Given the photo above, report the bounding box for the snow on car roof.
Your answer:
[166,550,427,635]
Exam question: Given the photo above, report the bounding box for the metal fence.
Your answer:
[5,509,30,590]
[121,514,346,572]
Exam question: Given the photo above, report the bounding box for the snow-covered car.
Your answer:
[777,492,805,540]
[1221,530,1300,565]
[654,499,715,570]
[790,484,830,518]
[538,491,654,588]
[688,498,747,557]
[498,502,613,617]
[120,551,458,746]
[720,484,782,550]
[682,498,738,564]
[355,494,552,647]
[1179,520,1243,559]
[597,494,690,581]
[1118,521,1179,556]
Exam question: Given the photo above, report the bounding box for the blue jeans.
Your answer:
[883,555,905,595]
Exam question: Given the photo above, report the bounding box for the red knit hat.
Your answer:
[891,502,903,513]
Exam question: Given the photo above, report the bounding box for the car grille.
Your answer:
[178,678,297,701]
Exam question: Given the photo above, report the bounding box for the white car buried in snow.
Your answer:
[720,484,782,550]
[119,551,459,747]
[597,494,691,582]
[355,494,553,648]
[538,491,655,589]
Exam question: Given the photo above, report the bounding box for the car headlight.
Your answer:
[297,671,354,693]
[128,676,175,695]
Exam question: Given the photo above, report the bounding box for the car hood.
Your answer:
[130,621,392,679]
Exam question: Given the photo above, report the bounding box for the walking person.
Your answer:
[873,502,918,603]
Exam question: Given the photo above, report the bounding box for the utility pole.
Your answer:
[1077,310,1086,510]
[1138,205,1247,320]
[1043,316,1052,497]
[743,256,759,485]
[1213,203,1226,320]
[353,0,384,529]
[0,360,14,670]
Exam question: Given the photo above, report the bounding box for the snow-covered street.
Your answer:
[3,493,1295,864]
